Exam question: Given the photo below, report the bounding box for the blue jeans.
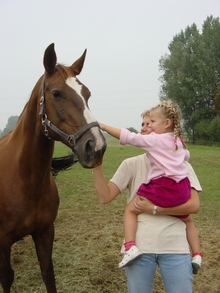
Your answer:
[125,254,193,293]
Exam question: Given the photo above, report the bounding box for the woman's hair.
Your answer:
[141,110,150,118]
[151,100,186,150]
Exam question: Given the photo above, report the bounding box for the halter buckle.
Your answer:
[40,96,44,105]
[44,129,49,137]
[68,136,76,147]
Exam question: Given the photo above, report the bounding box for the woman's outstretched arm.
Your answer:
[93,165,121,204]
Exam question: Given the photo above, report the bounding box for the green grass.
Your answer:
[187,145,219,223]
[9,139,220,293]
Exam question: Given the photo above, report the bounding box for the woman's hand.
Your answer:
[133,196,154,214]
[132,188,200,215]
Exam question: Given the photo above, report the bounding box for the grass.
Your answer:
[9,138,220,292]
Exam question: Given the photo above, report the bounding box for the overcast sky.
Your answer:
[0,0,219,132]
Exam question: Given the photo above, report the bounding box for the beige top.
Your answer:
[110,154,202,254]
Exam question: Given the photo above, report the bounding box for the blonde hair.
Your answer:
[141,110,150,118]
[151,100,186,150]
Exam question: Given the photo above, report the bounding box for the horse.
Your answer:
[0,43,106,293]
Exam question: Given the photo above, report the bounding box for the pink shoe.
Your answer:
[118,245,142,268]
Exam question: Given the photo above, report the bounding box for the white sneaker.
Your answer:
[118,245,142,268]
[192,255,202,274]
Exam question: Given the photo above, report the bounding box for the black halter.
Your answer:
[39,75,99,148]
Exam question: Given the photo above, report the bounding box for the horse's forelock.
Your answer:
[56,64,73,79]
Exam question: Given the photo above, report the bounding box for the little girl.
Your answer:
[99,100,203,273]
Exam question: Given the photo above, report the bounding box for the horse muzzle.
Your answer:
[73,131,106,168]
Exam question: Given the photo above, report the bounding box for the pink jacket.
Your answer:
[120,129,190,183]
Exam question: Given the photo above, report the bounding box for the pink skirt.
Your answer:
[137,177,191,219]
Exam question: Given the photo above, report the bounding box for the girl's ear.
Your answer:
[165,118,172,129]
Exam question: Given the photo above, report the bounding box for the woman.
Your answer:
[92,111,202,293]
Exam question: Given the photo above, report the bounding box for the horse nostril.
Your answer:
[85,140,95,156]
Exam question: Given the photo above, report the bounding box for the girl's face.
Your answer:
[141,115,152,135]
[149,108,172,134]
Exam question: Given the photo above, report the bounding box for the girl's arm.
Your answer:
[99,123,121,139]
[133,188,200,215]
[92,165,121,204]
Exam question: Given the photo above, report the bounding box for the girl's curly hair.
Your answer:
[151,100,186,150]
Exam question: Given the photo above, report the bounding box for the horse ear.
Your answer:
[70,49,87,76]
[43,43,57,75]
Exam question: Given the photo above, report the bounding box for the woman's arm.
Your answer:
[133,188,200,215]
[99,123,121,139]
[92,165,121,204]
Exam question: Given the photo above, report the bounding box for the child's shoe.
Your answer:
[192,253,203,274]
[118,245,142,268]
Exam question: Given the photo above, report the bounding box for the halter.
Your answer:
[39,75,99,148]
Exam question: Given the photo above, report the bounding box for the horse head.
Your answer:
[40,43,106,168]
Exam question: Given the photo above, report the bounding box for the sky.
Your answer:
[0,0,219,132]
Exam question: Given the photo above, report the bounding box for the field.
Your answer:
[8,138,220,292]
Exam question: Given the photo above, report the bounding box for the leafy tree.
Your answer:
[127,127,138,133]
[1,116,19,136]
[159,16,220,142]
[209,116,220,142]
[213,84,220,115]
[195,116,220,144]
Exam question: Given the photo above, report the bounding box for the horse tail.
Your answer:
[51,153,78,178]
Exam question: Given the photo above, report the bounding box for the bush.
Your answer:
[194,116,220,143]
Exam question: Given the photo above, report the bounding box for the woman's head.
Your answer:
[141,110,152,135]
[150,100,186,149]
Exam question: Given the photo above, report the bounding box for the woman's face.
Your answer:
[141,115,152,135]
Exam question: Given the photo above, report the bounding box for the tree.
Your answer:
[127,127,138,133]
[1,116,19,136]
[213,84,220,115]
[195,116,220,144]
[159,16,220,142]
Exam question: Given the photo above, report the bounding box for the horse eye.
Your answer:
[51,90,63,100]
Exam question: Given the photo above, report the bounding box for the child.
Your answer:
[99,100,203,273]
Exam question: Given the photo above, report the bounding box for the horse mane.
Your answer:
[16,103,28,124]
[51,152,78,178]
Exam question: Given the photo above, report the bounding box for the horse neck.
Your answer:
[11,89,55,170]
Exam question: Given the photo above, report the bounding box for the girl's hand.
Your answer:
[98,122,105,131]
[97,122,121,139]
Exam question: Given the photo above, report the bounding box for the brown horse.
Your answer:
[0,43,106,293]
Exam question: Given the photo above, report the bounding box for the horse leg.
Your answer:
[0,245,14,293]
[32,225,57,293]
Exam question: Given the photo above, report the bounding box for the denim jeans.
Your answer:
[125,253,193,293]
